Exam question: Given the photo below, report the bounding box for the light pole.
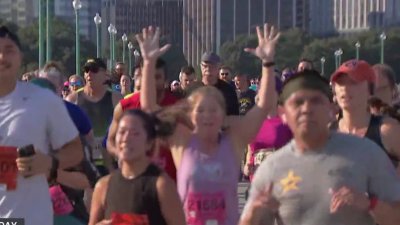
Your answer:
[107,24,116,70]
[46,0,51,62]
[94,13,102,58]
[112,26,117,69]
[73,0,82,76]
[380,32,386,64]
[320,57,326,76]
[133,49,140,66]
[128,42,133,76]
[355,41,361,60]
[38,0,44,68]
[337,48,343,66]
[334,50,340,69]
[122,33,128,63]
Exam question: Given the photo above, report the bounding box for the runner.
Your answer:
[138,24,279,225]
[66,58,122,176]
[89,109,185,225]
[244,76,292,182]
[240,70,400,225]
[0,25,83,225]
[331,60,400,171]
[107,58,179,181]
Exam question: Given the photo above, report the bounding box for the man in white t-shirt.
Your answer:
[0,26,83,225]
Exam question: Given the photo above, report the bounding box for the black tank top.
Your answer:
[104,164,167,225]
[330,115,399,167]
[77,90,114,137]
[364,115,399,167]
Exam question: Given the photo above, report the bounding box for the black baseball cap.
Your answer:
[83,58,107,71]
[0,26,22,50]
[201,52,221,64]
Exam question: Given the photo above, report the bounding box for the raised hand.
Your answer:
[244,23,280,62]
[135,26,171,62]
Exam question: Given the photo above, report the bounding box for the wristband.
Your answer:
[368,197,378,211]
[262,61,276,68]
[49,156,59,182]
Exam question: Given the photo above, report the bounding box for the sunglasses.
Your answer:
[69,81,82,86]
[84,67,100,73]
[220,73,229,76]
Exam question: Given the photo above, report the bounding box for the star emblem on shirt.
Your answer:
[280,170,302,194]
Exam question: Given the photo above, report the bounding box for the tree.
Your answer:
[17,19,96,77]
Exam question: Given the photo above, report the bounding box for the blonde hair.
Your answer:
[187,86,226,113]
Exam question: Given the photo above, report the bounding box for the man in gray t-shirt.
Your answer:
[240,68,400,225]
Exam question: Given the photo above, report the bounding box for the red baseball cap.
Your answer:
[331,59,376,83]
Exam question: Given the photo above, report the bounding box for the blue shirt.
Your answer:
[64,101,92,136]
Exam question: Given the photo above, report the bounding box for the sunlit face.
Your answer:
[115,114,152,161]
[333,74,369,110]
[120,75,131,89]
[84,67,107,88]
[181,73,195,90]
[282,89,333,138]
[115,64,125,76]
[219,68,231,82]
[0,37,22,81]
[201,62,220,85]
[190,95,225,135]
[374,73,393,105]
[234,75,248,90]
[69,76,83,92]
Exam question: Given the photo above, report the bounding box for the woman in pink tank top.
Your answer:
[137,25,281,225]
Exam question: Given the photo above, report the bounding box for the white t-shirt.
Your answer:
[0,82,79,225]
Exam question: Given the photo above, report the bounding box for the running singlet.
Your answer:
[120,91,178,181]
[104,164,167,225]
[178,134,239,225]
[77,90,114,161]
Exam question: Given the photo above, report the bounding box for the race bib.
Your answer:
[0,146,18,191]
[254,149,274,166]
[93,137,104,160]
[186,192,226,225]
[111,212,150,225]
[49,185,73,215]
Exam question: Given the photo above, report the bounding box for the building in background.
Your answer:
[0,0,36,27]
[332,0,400,34]
[101,0,183,54]
[182,0,310,66]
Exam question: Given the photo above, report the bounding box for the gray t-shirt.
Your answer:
[242,132,400,225]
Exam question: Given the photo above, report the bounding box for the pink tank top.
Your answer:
[177,134,239,225]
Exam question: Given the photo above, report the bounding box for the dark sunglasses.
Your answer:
[84,66,100,73]
[220,73,229,76]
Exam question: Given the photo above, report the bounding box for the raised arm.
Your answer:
[228,24,280,151]
[136,26,170,113]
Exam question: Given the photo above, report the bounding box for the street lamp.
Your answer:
[133,49,140,67]
[380,32,386,64]
[355,41,361,60]
[128,42,133,76]
[108,24,117,70]
[38,0,44,68]
[46,0,52,62]
[94,13,102,58]
[320,57,326,76]
[122,33,128,63]
[72,0,82,76]
[337,48,343,66]
[112,26,117,69]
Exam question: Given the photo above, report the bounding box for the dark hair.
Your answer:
[115,62,125,66]
[0,25,21,49]
[121,109,175,140]
[368,97,400,121]
[373,64,396,90]
[181,65,195,75]
[220,65,232,72]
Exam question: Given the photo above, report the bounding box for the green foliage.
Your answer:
[220,27,400,81]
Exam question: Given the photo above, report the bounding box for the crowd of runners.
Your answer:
[1,22,400,225]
